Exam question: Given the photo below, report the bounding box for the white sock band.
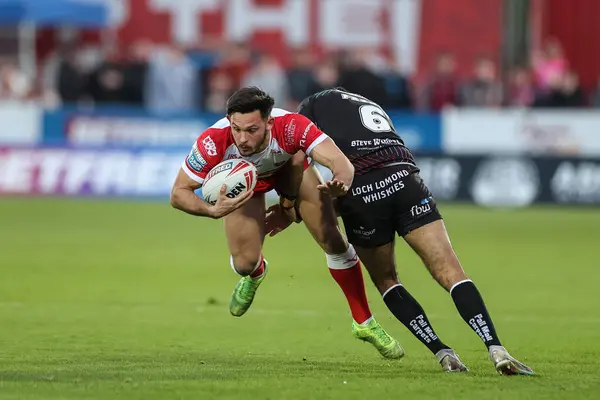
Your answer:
[325,244,358,270]
[449,279,472,294]
[382,283,403,299]
[230,255,264,276]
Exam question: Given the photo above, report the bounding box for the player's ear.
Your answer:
[266,116,275,130]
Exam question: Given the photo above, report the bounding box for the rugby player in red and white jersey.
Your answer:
[171,87,404,359]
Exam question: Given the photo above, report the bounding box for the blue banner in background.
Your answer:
[0,146,186,197]
[42,107,220,148]
[388,112,442,151]
[42,107,442,151]
[4,146,599,206]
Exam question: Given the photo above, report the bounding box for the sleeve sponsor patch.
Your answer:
[186,142,207,172]
[202,136,218,156]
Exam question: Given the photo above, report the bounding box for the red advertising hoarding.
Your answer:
[37,0,503,78]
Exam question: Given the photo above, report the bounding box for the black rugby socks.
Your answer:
[383,284,450,354]
[450,280,502,348]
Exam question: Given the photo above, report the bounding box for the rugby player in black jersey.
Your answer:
[266,88,534,375]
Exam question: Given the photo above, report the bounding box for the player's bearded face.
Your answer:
[228,111,273,156]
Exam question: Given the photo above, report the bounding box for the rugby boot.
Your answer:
[489,345,535,376]
[229,261,268,317]
[436,348,469,372]
[352,317,405,359]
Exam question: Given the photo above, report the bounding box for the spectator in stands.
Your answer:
[42,42,103,107]
[287,47,316,109]
[11,34,598,113]
[420,52,460,111]
[87,61,126,104]
[53,46,87,104]
[560,70,585,107]
[212,41,252,89]
[308,57,340,94]
[506,66,535,107]
[591,77,600,108]
[382,61,413,110]
[532,38,569,90]
[204,69,235,114]
[0,60,31,100]
[145,44,197,113]
[460,56,503,107]
[532,71,562,107]
[533,70,584,108]
[242,52,288,108]
[337,48,388,106]
[84,43,128,105]
[122,40,152,106]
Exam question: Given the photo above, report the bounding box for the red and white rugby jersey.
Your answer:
[181,108,328,185]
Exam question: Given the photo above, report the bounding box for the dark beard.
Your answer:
[251,129,270,154]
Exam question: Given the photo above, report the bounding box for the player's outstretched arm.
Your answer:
[309,138,354,197]
[170,168,252,219]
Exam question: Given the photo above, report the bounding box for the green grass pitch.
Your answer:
[1,198,600,399]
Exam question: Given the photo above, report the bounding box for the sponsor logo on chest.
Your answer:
[351,138,403,149]
[224,144,290,177]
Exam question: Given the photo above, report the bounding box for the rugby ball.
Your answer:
[202,159,258,205]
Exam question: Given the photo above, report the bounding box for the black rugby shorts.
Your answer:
[338,164,442,248]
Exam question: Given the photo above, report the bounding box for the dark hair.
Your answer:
[226,86,275,119]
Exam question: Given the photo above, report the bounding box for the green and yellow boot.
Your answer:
[229,261,268,317]
[352,317,405,359]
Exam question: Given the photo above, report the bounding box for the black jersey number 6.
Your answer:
[358,104,393,133]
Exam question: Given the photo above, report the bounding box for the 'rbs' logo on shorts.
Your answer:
[410,197,433,217]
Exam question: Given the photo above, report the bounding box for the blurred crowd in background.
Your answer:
[1,37,599,113]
